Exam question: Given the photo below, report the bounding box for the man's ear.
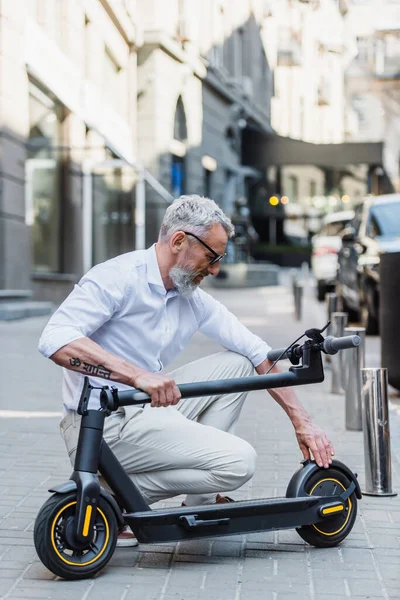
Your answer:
[170,231,186,255]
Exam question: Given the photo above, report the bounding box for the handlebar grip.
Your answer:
[267,347,290,361]
[323,335,361,355]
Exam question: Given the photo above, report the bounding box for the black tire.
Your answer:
[296,468,357,548]
[34,492,118,580]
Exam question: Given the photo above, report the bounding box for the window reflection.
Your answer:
[92,150,135,265]
[28,82,64,273]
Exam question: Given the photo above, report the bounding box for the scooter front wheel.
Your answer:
[34,492,118,580]
[296,467,357,548]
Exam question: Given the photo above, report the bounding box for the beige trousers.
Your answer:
[60,351,257,506]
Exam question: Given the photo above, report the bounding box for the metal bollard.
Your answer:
[331,312,348,393]
[361,368,397,496]
[289,269,297,295]
[301,262,309,287]
[344,326,366,431]
[326,293,338,338]
[293,281,303,321]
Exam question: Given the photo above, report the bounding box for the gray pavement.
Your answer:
[1,278,400,599]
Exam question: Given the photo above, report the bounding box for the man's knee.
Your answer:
[224,351,255,377]
[228,441,257,486]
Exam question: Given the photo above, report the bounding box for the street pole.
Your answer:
[135,169,146,250]
[269,216,277,246]
[82,160,94,275]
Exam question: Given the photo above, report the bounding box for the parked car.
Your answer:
[336,194,400,334]
[311,210,355,301]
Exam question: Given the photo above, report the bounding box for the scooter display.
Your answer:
[34,325,362,580]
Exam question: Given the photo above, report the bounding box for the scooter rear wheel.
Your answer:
[34,492,118,580]
[296,468,357,548]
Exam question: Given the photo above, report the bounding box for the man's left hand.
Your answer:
[294,418,335,469]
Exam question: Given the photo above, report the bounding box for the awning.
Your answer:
[242,127,384,169]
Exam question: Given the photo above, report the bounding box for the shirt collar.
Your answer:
[145,244,178,297]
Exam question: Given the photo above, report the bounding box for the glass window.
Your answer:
[173,97,187,142]
[369,202,400,236]
[171,156,185,197]
[92,149,135,265]
[27,83,65,273]
[325,220,352,236]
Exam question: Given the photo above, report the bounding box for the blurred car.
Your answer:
[336,194,400,334]
[311,210,355,301]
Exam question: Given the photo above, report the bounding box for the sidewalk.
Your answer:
[0,279,400,600]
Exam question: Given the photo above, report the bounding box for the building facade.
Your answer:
[136,0,275,248]
[345,0,400,194]
[0,0,140,302]
[1,0,393,306]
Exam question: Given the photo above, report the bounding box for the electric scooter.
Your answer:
[33,325,362,580]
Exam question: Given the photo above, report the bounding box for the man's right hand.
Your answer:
[132,371,181,407]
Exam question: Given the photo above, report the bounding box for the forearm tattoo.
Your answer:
[69,358,111,380]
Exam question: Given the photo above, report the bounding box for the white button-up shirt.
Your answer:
[38,245,271,411]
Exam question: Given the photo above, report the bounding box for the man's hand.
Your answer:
[132,371,181,407]
[294,418,335,469]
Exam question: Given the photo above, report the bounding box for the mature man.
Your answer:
[38,195,334,547]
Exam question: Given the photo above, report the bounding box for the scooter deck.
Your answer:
[124,494,342,543]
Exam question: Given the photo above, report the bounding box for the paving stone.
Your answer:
[1,283,400,599]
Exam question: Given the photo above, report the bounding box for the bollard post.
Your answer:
[289,269,297,295]
[361,368,397,496]
[293,281,303,321]
[301,262,309,288]
[325,293,338,364]
[331,312,348,393]
[344,326,366,431]
[326,293,338,338]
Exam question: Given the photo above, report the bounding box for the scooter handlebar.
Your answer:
[267,347,290,361]
[322,335,361,355]
[101,335,361,409]
[266,334,361,362]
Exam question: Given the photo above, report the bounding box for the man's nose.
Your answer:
[208,262,220,276]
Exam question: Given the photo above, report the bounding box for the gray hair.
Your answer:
[159,195,234,242]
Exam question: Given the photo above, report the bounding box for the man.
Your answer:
[38,195,334,547]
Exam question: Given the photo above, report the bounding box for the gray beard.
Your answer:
[169,265,200,298]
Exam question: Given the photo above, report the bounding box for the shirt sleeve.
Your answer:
[38,263,130,358]
[196,290,271,367]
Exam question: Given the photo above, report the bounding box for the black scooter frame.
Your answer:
[52,338,361,548]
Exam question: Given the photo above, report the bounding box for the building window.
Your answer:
[234,28,244,80]
[84,15,92,81]
[92,148,135,266]
[171,97,187,197]
[27,82,65,273]
[173,97,188,142]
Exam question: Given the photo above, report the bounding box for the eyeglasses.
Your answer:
[183,231,227,265]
